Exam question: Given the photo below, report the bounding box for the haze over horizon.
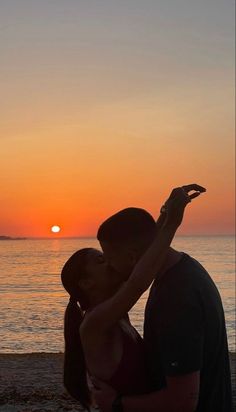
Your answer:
[1,1,235,237]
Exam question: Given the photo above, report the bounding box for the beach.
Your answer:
[0,353,98,412]
[0,352,235,412]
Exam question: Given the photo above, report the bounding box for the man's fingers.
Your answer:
[182,184,206,193]
[91,377,102,389]
[91,377,112,391]
[92,388,101,396]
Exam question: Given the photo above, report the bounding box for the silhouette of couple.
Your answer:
[61,184,232,412]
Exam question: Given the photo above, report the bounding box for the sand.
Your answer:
[0,353,97,412]
[0,352,235,412]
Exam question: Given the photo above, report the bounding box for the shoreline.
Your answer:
[0,352,235,411]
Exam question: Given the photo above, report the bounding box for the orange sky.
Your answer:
[0,1,235,237]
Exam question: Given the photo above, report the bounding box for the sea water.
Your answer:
[0,236,235,353]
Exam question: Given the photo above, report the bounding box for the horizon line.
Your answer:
[1,234,235,240]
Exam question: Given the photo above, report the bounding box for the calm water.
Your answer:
[0,236,235,353]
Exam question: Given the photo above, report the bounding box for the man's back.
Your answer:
[144,252,233,411]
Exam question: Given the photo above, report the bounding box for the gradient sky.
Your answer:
[0,0,235,237]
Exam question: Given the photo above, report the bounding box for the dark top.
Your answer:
[144,253,233,412]
[107,325,152,395]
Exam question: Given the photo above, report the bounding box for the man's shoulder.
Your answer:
[172,253,209,277]
[178,253,218,292]
[147,252,218,307]
[155,253,210,288]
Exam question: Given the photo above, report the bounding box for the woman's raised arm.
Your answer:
[83,184,206,333]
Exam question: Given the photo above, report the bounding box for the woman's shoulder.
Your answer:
[80,318,124,379]
[80,310,101,341]
[80,310,120,344]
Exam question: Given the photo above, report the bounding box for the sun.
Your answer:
[51,225,61,233]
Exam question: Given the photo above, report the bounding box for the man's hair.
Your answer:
[97,207,156,244]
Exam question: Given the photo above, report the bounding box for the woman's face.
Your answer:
[85,249,107,278]
[84,249,120,297]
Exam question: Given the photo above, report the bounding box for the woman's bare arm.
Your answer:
[83,184,206,333]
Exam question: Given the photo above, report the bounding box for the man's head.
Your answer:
[97,207,156,280]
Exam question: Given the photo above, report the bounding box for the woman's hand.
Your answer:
[161,184,206,228]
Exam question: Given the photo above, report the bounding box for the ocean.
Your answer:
[0,236,235,353]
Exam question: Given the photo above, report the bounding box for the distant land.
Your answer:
[0,236,27,240]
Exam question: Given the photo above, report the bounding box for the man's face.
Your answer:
[100,240,136,282]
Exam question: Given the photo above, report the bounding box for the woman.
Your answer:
[61,185,205,411]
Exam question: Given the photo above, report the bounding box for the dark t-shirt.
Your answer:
[144,253,233,412]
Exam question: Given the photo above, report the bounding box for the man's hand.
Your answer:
[91,377,118,412]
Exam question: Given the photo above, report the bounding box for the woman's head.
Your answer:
[61,247,118,310]
[61,247,120,410]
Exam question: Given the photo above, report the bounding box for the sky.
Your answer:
[0,0,235,237]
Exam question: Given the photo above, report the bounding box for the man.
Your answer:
[94,188,233,412]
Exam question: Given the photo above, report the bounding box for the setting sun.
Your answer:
[51,225,61,233]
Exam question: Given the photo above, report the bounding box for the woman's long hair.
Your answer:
[61,248,93,411]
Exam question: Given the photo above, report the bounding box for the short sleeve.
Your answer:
[156,298,204,376]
